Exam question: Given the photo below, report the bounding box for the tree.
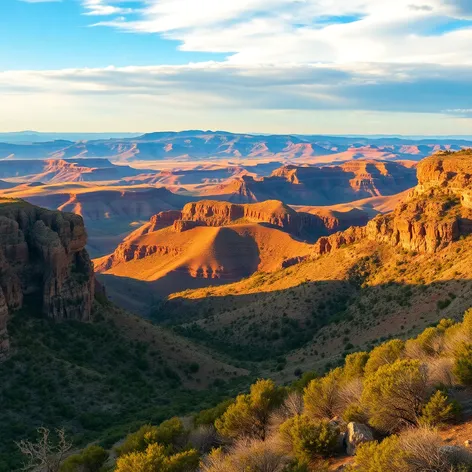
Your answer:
[215,379,284,440]
[361,360,428,432]
[303,368,342,420]
[117,418,184,456]
[115,443,199,472]
[364,340,405,375]
[453,343,472,386]
[279,415,339,463]
[193,399,233,427]
[343,352,369,381]
[346,435,403,472]
[60,445,108,472]
[420,390,460,427]
[17,427,72,472]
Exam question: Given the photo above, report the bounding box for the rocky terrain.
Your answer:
[155,150,472,371]
[0,199,94,357]
[1,131,470,162]
[93,199,371,312]
[0,158,147,183]
[201,160,417,205]
[312,151,472,256]
[93,216,316,312]
[0,185,194,258]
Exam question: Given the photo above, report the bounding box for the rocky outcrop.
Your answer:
[314,226,367,255]
[150,210,183,230]
[312,151,472,256]
[246,160,418,205]
[0,199,95,358]
[173,220,206,233]
[95,242,182,272]
[416,150,472,192]
[179,200,307,235]
[345,422,374,455]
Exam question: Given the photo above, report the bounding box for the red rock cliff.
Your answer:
[313,151,472,256]
[0,200,94,357]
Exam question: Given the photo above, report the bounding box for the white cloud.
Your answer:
[10,0,472,133]
[87,0,472,66]
[1,62,471,115]
[82,0,134,16]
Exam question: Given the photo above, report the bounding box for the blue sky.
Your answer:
[1,0,472,134]
[1,0,226,69]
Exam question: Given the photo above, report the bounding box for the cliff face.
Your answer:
[200,160,417,205]
[179,200,303,234]
[313,151,472,256]
[0,200,94,357]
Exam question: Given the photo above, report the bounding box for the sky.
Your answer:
[1,0,472,134]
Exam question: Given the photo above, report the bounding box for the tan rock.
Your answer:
[346,422,374,456]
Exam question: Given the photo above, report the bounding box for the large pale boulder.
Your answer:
[346,422,374,456]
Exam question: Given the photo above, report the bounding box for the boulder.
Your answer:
[346,422,374,456]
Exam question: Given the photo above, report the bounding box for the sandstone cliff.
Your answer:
[312,151,472,256]
[0,199,94,357]
[179,200,302,232]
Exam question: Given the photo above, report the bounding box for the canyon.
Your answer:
[200,160,417,204]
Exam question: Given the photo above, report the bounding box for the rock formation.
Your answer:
[345,422,374,456]
[205,160,417,205]
[313,151,472,256]
[0,199,94,358]
[179,200,301,232]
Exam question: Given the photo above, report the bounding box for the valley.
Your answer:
[0,137,472,471]
[7,1,472,469]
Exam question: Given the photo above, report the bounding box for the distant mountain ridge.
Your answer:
[0,158,149,183]
[0,130,470,162]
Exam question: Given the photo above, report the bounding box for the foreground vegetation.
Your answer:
[16,308,472,471]
[0,299,248,471]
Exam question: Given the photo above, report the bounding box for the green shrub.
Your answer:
[193,399,234,427]
[454,343,472,386]
[346,435,403,472]
[291,372,317,392]
[61,445,108,472]
[279,415,339,463]
[115,443,199,472]
[420,390,461,427]
[343,352,369,380]
[303,369,341,420]
[116,418,184,456]
[364,340,405,375]
[361,360,428,432]
[215,379,284,440]
[342,404,368,424]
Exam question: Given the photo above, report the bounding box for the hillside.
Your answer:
[94,224,315,313]
[94,199,370,313]
[158,150,472,375]
[0,199,248,471]
[292,189,411,218]
[200,160,417,205]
